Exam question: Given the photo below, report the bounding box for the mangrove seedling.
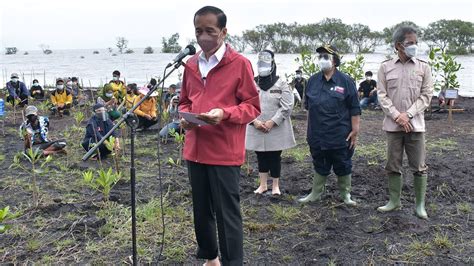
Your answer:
[83,167,122,202]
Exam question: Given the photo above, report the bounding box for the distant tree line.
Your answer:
[225,19,473,55]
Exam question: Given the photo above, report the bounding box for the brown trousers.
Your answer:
[385,132,428,176]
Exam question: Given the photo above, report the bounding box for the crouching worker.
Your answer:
[133,86,158,130]
[20,106,67,156]
[159,94,181,138]
[50,78,72,116]
[82,103,120,160]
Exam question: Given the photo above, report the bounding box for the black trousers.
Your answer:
[137,116,158,129]
[7,94,28,107]
[187,161,243,266]
[255,150,282,178]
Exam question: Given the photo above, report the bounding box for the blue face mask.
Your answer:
[33,83,40,86]
[106,92,114,98]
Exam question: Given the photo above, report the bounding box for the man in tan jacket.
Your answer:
[377,25,433,219]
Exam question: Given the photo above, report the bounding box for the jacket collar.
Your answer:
[185,44,238,76]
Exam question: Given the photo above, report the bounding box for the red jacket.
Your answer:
[179,45,261,166]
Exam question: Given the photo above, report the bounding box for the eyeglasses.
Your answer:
[318,53,333,60]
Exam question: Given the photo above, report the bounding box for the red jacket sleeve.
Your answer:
[178,70,192,113]
[221,59,261,124]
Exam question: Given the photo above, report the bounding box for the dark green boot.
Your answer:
[414,174,428,219]
[298,172,327,203]
[337,174,356,206]
[377,174,402,212]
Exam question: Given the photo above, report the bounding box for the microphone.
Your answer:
[166,45,196,68]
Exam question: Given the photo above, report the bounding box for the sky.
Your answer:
[0,0,473,51]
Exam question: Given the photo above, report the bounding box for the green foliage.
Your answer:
[295,51,366,83]
[161,33,182,53]
[242,26,269,53]
[339,54,366,82]
[348,24,383,53]
[167,128,185,166]
[424,19,474,54]
[74,111,85,126]
[83,168,121,202]
[0,206,17,233]
[226,34,247,52]
[294,50,320,77]
[115,37,128,54]
[10,148,53,206]
[268,205,301,223]
[144,46,154,54]
[429,48,462,92]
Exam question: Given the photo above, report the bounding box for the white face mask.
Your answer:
[295,74,302,79]
[318,59,333,72]
[105,92,114,98]
[56,85,64,90]
[11,78,19,83]
[113,76,119,81]
[33,83,40,86]
[366,76,372,81]
[66,81,73,87]
[258,67,272,77]
[403,44,418,58]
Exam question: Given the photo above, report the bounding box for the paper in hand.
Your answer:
[179,111,209,126]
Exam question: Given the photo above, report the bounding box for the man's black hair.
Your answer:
[365,71,373,76]
[194,6,226,29]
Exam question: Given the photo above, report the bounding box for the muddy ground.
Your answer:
[0,97,473,264]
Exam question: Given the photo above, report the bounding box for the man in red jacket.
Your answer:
[179,6,260,266]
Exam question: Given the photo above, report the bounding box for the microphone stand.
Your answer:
[82,61,185,266]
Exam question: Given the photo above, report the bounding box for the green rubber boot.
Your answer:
[377,174,402,212]
[298,172,327,203]
[337,174,357,206]
[414,174,428,219]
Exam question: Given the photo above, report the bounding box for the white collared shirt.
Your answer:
[198,42,226,79]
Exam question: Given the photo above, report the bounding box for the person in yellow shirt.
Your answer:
[107,70,126,102]
[125,83,138,110]
[133,86,158,130]
[50,78,72,116]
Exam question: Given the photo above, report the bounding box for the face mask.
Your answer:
[113,76,119,81]
[296,74,302,79]
[403,44,418,58]
[258,67,272,77]
[318,59,333,72]
[33,83,39,86]
[57,85,64,90]
[366,76,372,81]
[11,78,18,83]
[66,81,73,87]
[105,92,114,98]
[197,31,223,53]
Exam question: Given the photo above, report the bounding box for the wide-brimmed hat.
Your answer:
[138,87,159,97]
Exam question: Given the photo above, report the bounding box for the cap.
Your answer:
[295,69,302,74]
[11,73,19,78]
[25,105,38,116]
[93,103,105,111]
[316,44,340,57]
[56,78,64,84]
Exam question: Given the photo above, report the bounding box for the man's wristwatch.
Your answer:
[407,113,414,119]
